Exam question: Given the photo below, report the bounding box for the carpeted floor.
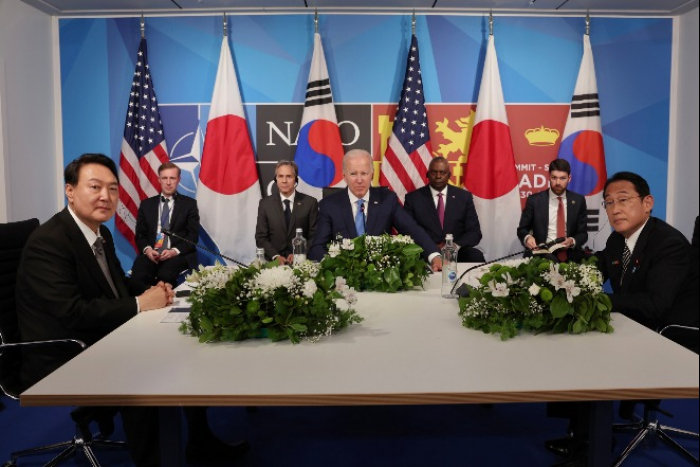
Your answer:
[1,397,697,466]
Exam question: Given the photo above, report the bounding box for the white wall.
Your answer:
[0,0,58,224]
[670,7,700,239]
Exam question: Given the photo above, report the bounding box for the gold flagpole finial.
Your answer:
[140,13,145,39]
[314,9,319,34]
[223,12,227,37]
[412,10,416,35]
[489,11,494,36]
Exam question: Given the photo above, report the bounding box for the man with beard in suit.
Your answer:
[404,157,485,262]
[517,158,588,262]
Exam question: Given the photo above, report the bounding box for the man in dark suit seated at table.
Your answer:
[546,171,700,467]
[308,149,442,272]
[16,154,249,466]
[255,160,318,264]
[16,154,173,467]
[517,158,588,262]
[404,156,485,263]
[130,162,200,294]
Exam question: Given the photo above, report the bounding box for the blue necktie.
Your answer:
[355,199,366,236]
[161,198,170,231]
[160,198,170,251]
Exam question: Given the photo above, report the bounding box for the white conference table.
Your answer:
[21,271,699,466]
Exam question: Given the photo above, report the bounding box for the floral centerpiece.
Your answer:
[458,257,613,340]
[180,261,363,344]
[318,234,429,293]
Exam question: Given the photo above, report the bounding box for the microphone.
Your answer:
[449,237,568,296]
[161,229,247,268]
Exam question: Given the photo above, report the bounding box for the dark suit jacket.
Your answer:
[595,217,699,330]
[517,189,588,247]
[693,215,699,249]
[308,187,439,261]
[134,193,200,269]
[16,208,136,388]
[404,185,482,249]
[255,191,318,260]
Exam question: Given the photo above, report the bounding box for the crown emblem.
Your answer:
[525,125,560,146]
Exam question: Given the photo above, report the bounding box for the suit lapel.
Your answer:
[565,191,577,235]
[341,189,358,237]
[147,197,160,243]
[364,189,382,235]
[288,193,304,237]
[101,226,129,297]
[168,194,180,229]
[61,209,118,298]
[422,187,443,234]
[620,220,651,291]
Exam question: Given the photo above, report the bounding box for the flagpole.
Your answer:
[585,11,590,35]
[140,13,145,38]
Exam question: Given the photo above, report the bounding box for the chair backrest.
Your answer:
[659,324,699,355]
[322,187,344,199]
[0,218,40,395]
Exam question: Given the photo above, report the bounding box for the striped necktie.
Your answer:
[621,244,631,285]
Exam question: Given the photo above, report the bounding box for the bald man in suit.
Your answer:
[404,157,485,263]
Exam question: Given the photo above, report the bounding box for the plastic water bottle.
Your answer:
[441,234,459,299]
[253,248,266,268]
[292,228,307,266]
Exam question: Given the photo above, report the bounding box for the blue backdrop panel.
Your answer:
[58,14,673,269]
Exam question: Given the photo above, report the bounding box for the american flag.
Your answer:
[379,34,432,203]
[116,38,169,249]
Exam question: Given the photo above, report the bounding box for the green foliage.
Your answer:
[458,257,614,340]
[318,234,429,292]
[179,262,363,344]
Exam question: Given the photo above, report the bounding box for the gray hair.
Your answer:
[343,149,374,174]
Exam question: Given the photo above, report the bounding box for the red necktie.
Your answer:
[556,196,567,262]
[437,193,445,229]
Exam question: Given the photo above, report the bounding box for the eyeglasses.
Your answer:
[601,195,641,210]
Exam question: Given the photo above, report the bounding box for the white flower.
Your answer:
[341,238,355,251]
[302,280,317,298]
[328,243,341,258]
[528,284,541,296]
[335,276,348,291]
[344,287,358,305]
[187,263,236,290]
[253,266,298,294]
[563,280,581,303]
[488,280,510,297]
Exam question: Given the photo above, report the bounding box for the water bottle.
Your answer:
[292,228,307,266]
[253,248,266,268]
[441,234,459,299]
